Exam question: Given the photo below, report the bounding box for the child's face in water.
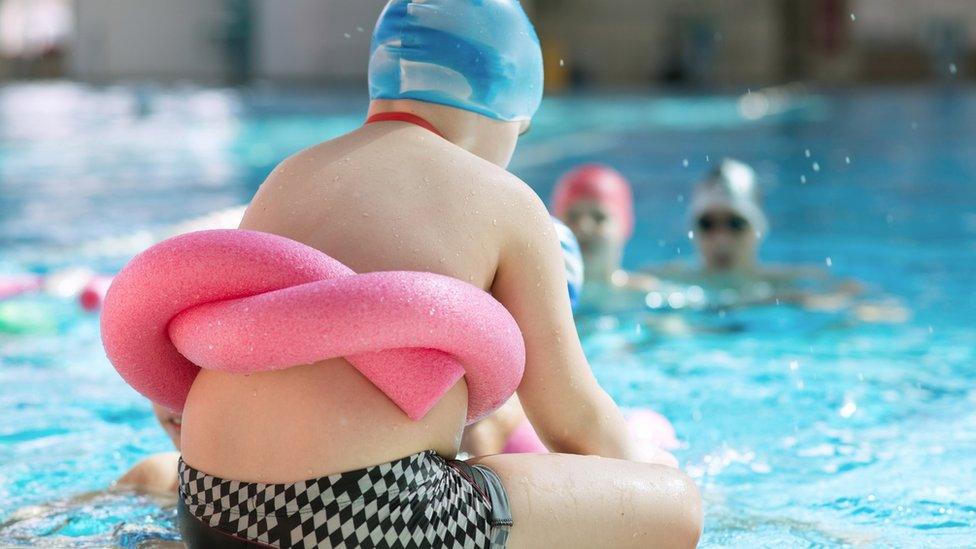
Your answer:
[694,208,759,272]
[153,404,182,450]
[562,200,625,274]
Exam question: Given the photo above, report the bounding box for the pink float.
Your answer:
[100,229,525,423]
[502,418,548,454]
[626,408,680,450]
[0,275,41,301]
[501,408,679,454]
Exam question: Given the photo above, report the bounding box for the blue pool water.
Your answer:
[1,82,974,547]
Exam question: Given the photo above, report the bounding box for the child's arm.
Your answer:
[113,451,180,495]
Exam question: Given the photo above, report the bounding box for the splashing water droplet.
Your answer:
[812,162,821,172]
[800,175,807,184]
[804,149,811,158]
[825,257,833,267]
[845,156,851,164]
[949,63,958,75]
[839,401,857,418]
[682,158,689,168]
[850,13,856,21]
[559,59,565,67]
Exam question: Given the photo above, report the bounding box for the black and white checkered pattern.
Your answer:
[179,451,497,548]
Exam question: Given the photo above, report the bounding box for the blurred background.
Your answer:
[0,0,973,87]
[0,1,974,548]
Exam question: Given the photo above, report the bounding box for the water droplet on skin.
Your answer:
[362,212,369,217]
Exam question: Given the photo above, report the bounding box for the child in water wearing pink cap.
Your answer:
[550,164,663,304]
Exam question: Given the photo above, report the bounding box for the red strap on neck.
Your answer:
[364,112,444,138]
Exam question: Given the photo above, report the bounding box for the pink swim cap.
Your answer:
[551,164,635,238]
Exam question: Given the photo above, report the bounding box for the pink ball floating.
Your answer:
[100,229,525,424]
[500,409,679,454]
[79,275,113,312]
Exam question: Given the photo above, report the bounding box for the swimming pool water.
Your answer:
[1,82,974,547]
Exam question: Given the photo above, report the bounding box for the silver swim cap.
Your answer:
[689,158,769,237]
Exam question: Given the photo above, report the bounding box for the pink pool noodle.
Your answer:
[79,275,113,312]
[0,275,41,300]
[100,229,525,424]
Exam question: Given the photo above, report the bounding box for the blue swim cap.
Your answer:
[369,0,544,122]
[553,216,584,310]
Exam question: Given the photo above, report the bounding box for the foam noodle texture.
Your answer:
[101,230,525,424]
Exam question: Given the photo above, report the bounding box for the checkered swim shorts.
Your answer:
[177,450,512,548]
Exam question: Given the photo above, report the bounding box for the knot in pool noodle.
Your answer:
[100,230,525,424]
